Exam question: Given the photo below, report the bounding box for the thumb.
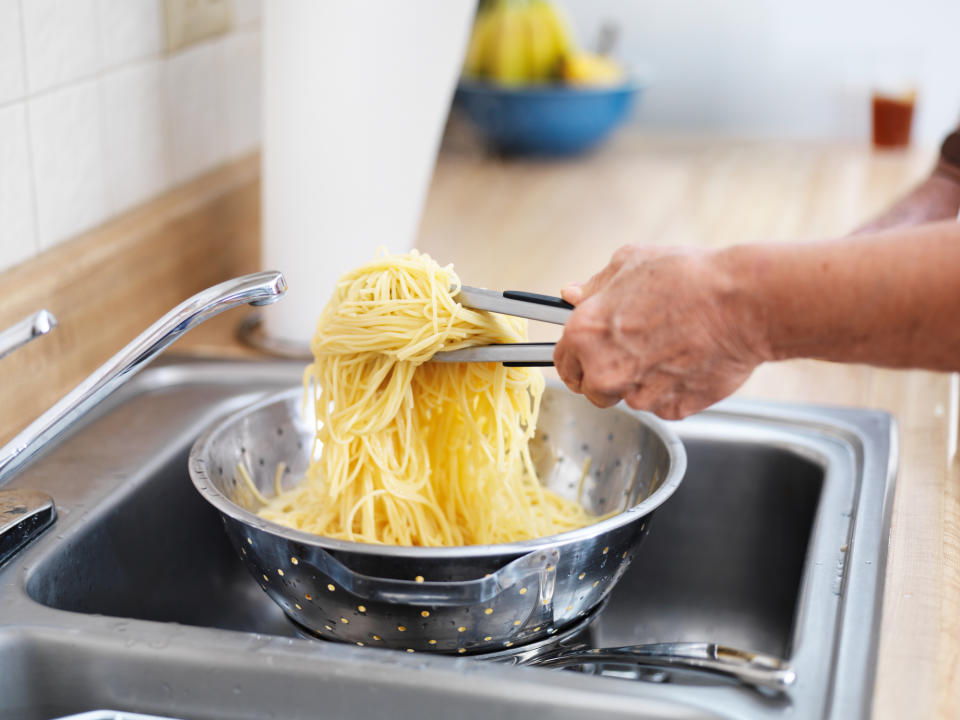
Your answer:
[560,246,640,307]
[563,263,615,305]
[560,282,584,305]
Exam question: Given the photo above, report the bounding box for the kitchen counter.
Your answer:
[2,129,957,717]
[420,130,960,720]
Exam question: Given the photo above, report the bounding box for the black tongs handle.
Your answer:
[455,286,573,326]
[500,293,572,367]
[502,290,575,312]
[431,287,574,366]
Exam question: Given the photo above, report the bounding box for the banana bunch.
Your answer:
[463,0,576,86]
[560,51,623,87]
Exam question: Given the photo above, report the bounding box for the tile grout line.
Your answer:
[6,13,261,257]
[156,19,175,217]
[16,0,41,257]
[0,26,261,115]
[93,0,113,220]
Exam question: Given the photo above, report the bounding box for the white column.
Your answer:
[261,1,475,346]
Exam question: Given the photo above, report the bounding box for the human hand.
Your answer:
[553,244,769,419]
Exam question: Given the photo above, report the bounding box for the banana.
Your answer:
[531,0,574,68]
[561,51,624,87]
[464,7,497,77]
[524,3,555,81]
[462,0,622,87]
[486,4,529,86]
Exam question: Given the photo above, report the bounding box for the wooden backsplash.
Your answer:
[0,155,262,446]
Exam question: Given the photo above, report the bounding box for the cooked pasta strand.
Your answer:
[258,250,594,546]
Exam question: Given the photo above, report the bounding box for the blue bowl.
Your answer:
[455,80,640,156]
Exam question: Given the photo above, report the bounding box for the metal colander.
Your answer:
[188,383,685,654]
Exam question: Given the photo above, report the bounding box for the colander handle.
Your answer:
[530,642,796,693]
[305,545,560,606]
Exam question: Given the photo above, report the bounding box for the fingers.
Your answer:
[556,326,634,409]
[560,283,583,306]
[559,244,640,307]
[580,380,626,408]
[555,297,614,399]
[554,312,627,408]
[558,327,699,417]
[576,262,618,302]
[554,243,752,421]
[553,333,583,393]
[624,375,707,420]
[626,388,688,420]
[624,374,674,414]
[557,244,711,413]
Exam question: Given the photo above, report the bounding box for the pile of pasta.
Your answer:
[256,250,594,546]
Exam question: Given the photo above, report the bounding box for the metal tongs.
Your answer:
[431,287,573,366]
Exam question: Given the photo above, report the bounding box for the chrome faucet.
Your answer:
[0,310,58,360]
[0,271,286,485]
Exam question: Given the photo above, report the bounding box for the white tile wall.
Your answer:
[101,59,168,214]
[223,29,261,158]
[0,0,25,104]
[233,0,262,28]
[29,80,107,249]
[97,0,163,70]
[21,0,101,94]
[0,104,37,267]
[0,2,262,274]
[164,39,228,185]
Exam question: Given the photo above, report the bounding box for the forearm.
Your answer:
[726,221,960,370]
[853,170,960,234]
[854,127,960,234]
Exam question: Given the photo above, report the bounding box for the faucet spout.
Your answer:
[0,310,58,360]
[0,271,287,485]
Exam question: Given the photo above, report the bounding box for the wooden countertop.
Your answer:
[417,130,959,719]
[2,130,957,717]
[416,130,959,719]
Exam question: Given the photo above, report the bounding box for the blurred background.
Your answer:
[3,1,959,273]
[3,0,959,270]
[0,0,262,267]
[2,0,960,341]
[1,7,957,714]
[562,0,960,143]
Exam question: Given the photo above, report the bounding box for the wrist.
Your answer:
[711,244,776,365]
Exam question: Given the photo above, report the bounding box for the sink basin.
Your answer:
[0,359,896,719]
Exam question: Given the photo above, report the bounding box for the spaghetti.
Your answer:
[257,250,594,546]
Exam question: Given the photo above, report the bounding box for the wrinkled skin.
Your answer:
[553,244,768,420]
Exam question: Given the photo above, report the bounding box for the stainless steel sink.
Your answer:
[0,359,896,720]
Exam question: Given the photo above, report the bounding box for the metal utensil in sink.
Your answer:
[188,384,686,655]
[475,602,794,692]
[529,641,796,692]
